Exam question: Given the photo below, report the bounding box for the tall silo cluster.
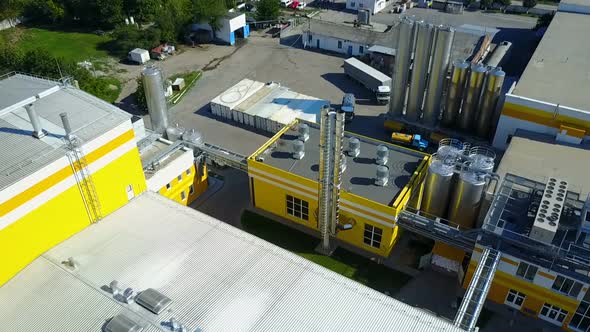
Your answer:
[388,18,506,140]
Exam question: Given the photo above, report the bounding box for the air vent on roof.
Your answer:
[529,177,568,243]
[348,137,360,157]
[104,314,143,332]
[298,123,309,142]
[376,145,389,165]
[135,288,173,314]
[375,165,389,187]
[292,140,305,160]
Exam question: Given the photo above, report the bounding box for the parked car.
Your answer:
[289,1,299,9]
[297,1,307,9]
[280,0,293,7]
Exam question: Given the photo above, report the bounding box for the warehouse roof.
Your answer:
[259,121,426,206]
[511,11,590,112]
[0,73,130,191]
[0,192,462,332]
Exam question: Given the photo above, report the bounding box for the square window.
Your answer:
[505,289,526,309]
[180,191,186,200]
[286,195,309,221]
[338,41,342,49]
[186,168,191,176]
[363,224,382,248]
[359,46,364,54]
[178,174,183,181]
[516,262,537,281]
[585,211,590,222]
[166,183,171,190]
[351,2,356,7]
[189,185,194,195]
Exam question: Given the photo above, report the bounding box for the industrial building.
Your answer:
[0,192,464,332]
[247,111,429,257]
[192,11,249,46]
[211,79,329,134]
[346,0,387,14]
[492,0,590,149]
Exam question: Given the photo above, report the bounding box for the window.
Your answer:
[189,185,195,195]
[180,191,186,200]
[552,275,583,297]
[585,211,590,223]
[516,262,538,281]
[178,174,183,182]
[350,2,356,7]
[570,301,590,332]
[505,289,526,309]
[166,183,171,190]
[308,33,312,42]
[359,45,364,54]
[338,41,342,49]
[359,3,363,8]
[286,195,309,221]
[186,168,191,176]
[539,303,568,325]
[363,224,383,248]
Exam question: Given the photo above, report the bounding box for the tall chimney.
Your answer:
[25,103,46,139]
[60,112,73,139]
[330,110,345,236]
[318,105,335,253]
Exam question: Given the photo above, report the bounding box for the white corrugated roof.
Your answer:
[0,192,463,332]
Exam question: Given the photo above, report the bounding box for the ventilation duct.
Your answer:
[376,145,389,165]
[298,123,310,142]
[375,165,389,186]
[25,103,46,139]
[135,288,173,314]
[104,314,143,332]
[292,140,305,160]
[348,137,360,157]
[60,112,73,139]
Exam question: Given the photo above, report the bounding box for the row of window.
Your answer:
[515,261,583,298]
[505,289,570,327]
[285,195,383,249]
[179,185,195,201]
[336,40,364,54]
[165,168,192,191]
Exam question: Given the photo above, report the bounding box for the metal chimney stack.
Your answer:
[142,67,169,134]
[25,103,46,139]
[330,111,346,236]
[318,105,335,253]
[60,112,73,139]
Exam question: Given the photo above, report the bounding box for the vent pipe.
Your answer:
[375,165,389,186]
[60,112,73,139]
[298,123,310,142]
[318,105,335,253]
[330,111,346,235]
[348,137,360,157]
[292,140,305,160]
[25,103,46,139]
[376,145,389,165]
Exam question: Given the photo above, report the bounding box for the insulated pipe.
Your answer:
[330,111,346,236]
[25,103,46,139]
[318,106,335,252]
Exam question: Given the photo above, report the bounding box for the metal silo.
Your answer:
[468,146,496,174]
[142,67,169,134]
[423,26,455,126]
[436,138,465,160]
[406,21,435,122]
[441,60,469,128]
[389,17,415,118]
[457,64,486,131]
[447,162,487,229]
[474,68,505,139]
[421,157,455,218]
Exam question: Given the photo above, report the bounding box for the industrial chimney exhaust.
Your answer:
[60,112,73,139]
[25,103,46,139]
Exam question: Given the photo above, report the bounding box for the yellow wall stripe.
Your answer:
[538,271,556,280]
[0,129,135,217]
[501,257,518,266]
[503,103,590,131]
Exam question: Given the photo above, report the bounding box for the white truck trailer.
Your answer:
[343,57,391,104]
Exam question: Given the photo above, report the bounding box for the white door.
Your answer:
[126,185,135,200]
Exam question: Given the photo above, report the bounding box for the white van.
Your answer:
[280,0,293,7]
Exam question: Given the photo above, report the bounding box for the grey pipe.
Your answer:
[330,111,345,235]
[60,112,73,138]
[318,106,335,252]
[25,103,46,139]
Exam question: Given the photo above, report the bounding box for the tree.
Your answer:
[523,0,537,8]
[156,0,192,42]
[256,0,280,22]
[480,0,493,9]
[0,0,26,20]
[494,0,511,6]
[25,0,66,23]
[134,76,148,112]
[193,0,227,30]
[535,12,554,29]
[225,0,236,9]
[95,0,125,29]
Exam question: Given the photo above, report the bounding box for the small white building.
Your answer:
[193,12,250,46]
[128,48,150,64]
[303,19,395,57]
[346,0,387,14]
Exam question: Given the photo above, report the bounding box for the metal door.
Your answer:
[347,45,353,55]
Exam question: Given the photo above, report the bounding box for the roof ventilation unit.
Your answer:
[135,288,173,314]
[25,103,46,139]
[348,137,360,157]
[292,140,305,160]
[104,314,143,332]
[298,123,310,142]
[376,145,389,165]
[529,177,568,243]
[375,165,389,187]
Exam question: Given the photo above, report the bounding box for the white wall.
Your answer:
[228,14,246,32]
[146,147,195,192]
[303,32,369,57]
[346,0,387,14]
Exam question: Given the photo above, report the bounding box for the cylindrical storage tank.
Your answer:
[474,68,505,139]
[406,21,435,122]
[447,162,487,229]
[441,61,469,127]
[422,26,455,126]
[166,125,185,142]
[457,64,486,131]
[421,157,455,218]
[436,138,464,161]
[142,67,169,134]
[468,146,496,174]
[389,17,415,118]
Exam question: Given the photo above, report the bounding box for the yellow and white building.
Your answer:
[492,1,590,150]
[248,120,429,257]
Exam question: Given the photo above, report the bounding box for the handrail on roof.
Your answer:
[0,71,62,84]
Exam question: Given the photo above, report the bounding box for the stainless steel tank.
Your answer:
[406,21,435,122]
[474,68,505,138]
[421,157,455,218]
[436,138,464,160]
[422,26,455,126]
[182,129,203,146]
[389,17,415,117]
[468,146,496,174]
[441,61,469,127]
[457,64,486,131]
[448,162,487,229]
[142,67,169,134]
[166,125,184,141]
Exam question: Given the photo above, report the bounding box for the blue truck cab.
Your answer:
[412,134,429,151]
[341,93,355,123]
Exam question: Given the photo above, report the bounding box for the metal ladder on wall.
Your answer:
[66,141,102,223]
[454,247,501,332]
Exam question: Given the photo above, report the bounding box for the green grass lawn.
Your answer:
[169,71,202,105]
[1,27,112,62]
[241,210,412,294]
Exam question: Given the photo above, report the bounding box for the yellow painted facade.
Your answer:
[502,102,590,133]
[0,145,147,285]
[247,122,430,257]
[157,164,208,206]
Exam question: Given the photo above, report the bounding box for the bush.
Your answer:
[110,25,162,57]
[134,76,148,112]
[523,0,537,8]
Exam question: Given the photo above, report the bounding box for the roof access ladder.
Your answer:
[454,247,501,332]
[66,144,102,223]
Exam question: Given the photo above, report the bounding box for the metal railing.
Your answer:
[65,138,102,223]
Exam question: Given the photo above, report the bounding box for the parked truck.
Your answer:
[341,93,355,123]
[391,132,429,151]
[343,57,391,105]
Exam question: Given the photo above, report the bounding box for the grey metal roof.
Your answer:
[368,45,396,56]
[0,192,462,332]
[262,121,425,206]
[512,11,590,112]
[0,74,131,190]
[307,19,397,47]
